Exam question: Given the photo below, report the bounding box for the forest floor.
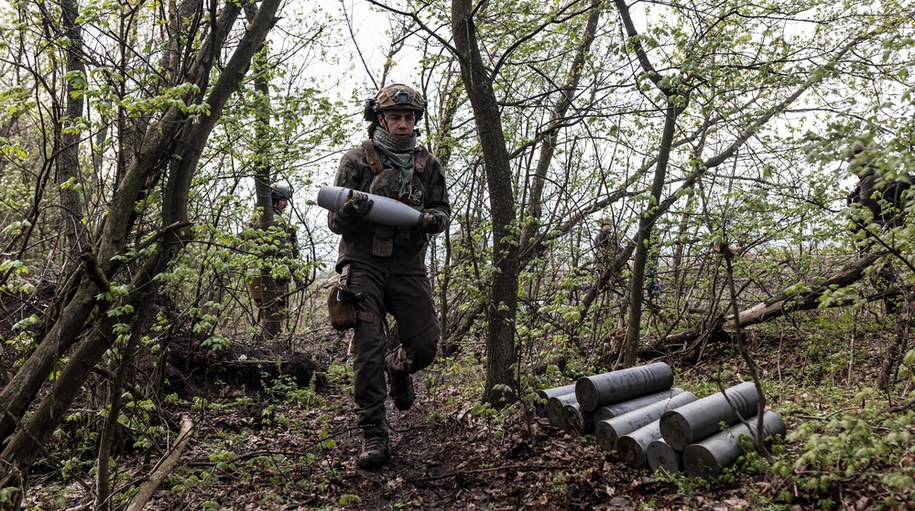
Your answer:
[17,309,915,510]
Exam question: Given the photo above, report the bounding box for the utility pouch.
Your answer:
[247,276,263,302]
[327,266,361,331]
[372,225,395,257]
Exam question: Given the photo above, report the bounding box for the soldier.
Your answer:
[247,182,299,333]
[326,84,450,470]
[846,140,914,389]
[847,140,911,315]
[593,218,615,254]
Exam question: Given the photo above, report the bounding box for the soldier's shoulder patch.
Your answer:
[409,187,424,206]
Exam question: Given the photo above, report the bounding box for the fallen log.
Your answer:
[651,251,884,354]
[168,340,320,390]
[212,356,318,388]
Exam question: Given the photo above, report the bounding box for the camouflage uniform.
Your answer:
[850,150,910,314]
[246,215,299,301]
[857,171,909,228]
[246,211,299,331]
[327,140,449,429]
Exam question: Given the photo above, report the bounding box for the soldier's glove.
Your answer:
[339,190,374,220]
[420,210,448,233]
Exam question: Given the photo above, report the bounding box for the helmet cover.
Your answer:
[270,182,293,201]
[365,84,426,121]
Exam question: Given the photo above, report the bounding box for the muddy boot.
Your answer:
[387,366,415,411]
[356,426,390,470]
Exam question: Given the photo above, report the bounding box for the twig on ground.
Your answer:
[126,414,194,511]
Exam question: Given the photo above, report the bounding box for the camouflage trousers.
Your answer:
[347,264,439,427]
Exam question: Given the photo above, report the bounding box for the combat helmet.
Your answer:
[363,84,426,122]
[270,182,293,202]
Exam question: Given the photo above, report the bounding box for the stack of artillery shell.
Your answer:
[682,411,786,478]
[545,393,577,429]
[539,362,675,434]
[652,382,786,476]
[535,384,576,418]
[618,381,757,472]
[593,388,687,424]
[566,388,690,436]
[602,391,698,464]
[575,362,674,412]
[646,439,681,472]
[539,375,787,478]
[595,390,695,451]
[568,362,676,435]
[659,381,760,451]
[563,402,594,435]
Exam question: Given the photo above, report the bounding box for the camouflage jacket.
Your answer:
[244,212,299,279]
[328,140,450,274]
[855,168,911,228]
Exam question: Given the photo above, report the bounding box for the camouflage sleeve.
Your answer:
[422,154,450,234]
[288,226,300,259]
[858,172,879,220]
[328,154,367,234]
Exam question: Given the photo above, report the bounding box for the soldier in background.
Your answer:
[247,182,299,335]
[846,139,913,389]
[847,141,910,315]
[593,218,630,330]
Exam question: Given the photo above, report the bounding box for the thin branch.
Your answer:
[341,0,378,89]
[364,0,457,55]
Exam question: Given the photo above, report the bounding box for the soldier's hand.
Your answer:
[340,190,374,219]
[420,210,448,233]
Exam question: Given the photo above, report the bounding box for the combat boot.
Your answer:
[356,426,389,470]
[387,366,415,411]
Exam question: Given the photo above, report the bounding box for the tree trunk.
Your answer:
[0,0,243,446]
[452,0,519,405]
[612,0,687,366]
[58,0,89,262]
[95,318,144,511]
[0,0,282,494]
[623,102,682,365]
[0,256,160,496]
[0,279,99,441]
[431,78,462,354]
[249,30,282,340]
[878,295,911,390]
[610,0,867,364]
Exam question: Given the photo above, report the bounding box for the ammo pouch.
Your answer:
[372,225,396,257]
[327,286,359,331]
[327,266,362,331]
